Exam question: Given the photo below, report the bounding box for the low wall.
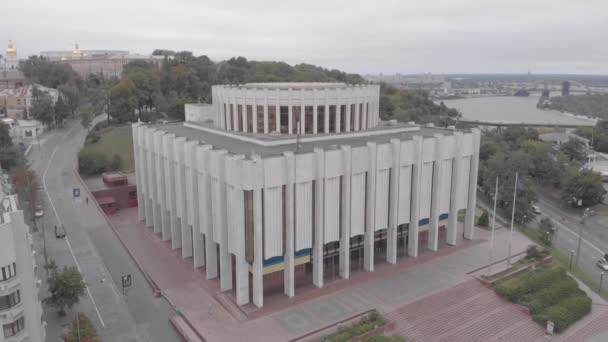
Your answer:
[91,184,137,209]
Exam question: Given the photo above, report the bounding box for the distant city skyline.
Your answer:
[2,0,607,75]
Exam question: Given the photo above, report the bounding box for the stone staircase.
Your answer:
[385,279,544,342]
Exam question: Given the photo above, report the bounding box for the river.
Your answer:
[440,95,596,126]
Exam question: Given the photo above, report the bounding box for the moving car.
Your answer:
[54,225,66,238]
[532,204,542,214]
[597,259,608,271]
[34,204,44,218]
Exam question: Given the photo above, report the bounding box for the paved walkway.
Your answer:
[106,204,544,341]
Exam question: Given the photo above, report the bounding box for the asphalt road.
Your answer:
[27,119,180,342]
[535,196,608,290]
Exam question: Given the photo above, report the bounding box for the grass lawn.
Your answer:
[84,125,134,172]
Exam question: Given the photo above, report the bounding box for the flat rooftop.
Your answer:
[151,121,461,157]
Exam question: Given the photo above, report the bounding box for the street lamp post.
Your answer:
[488,177,499,277]
[600,272,605,293]
[575,208,590,267]
[569,249,575,271]
[507,172,518,267]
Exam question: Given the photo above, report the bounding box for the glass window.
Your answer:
[3,316,25,337]
[1,263,17,281]
[0,290,21,310]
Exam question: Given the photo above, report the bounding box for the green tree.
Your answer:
[108,79,137,123]
[124,61,160,114]
[0,122,13,148]
[80,105,93,130]
[539,217,555,246]
[58,84,81,116]
[561,168,606,207]
[559,138,587,163]
[30,86,55,126]
[19,56,80,88]
[45,266,86,315]
[54,96,69,126]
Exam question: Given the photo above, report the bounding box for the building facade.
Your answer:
[0,174,46,342]
[41,46,164,79]
[132,82,480,308]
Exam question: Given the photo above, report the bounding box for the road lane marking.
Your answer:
[42,126,106,328]
[546,215,604,255]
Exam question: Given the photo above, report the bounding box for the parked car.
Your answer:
[532,205,542,214]
[597,259,608,271]
[34,205,44,218]
[54,225,66,238]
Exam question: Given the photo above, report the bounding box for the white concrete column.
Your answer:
[354,102,360,131]
[188,142,204,268]
[252,185,264,307]
[288,89,293,134]
[218,151,233,291]
[264,90,270,134]
[409,136,424,257]
[153,131,164,234]
[233,187,249,305]
[198,146,217,279]
[345,103,352,133]
[324,90,330,134]
[335,102,341,133]
[172,137,185,250]
[132,124,145,222]
[448,133,463,245]
[242,94,248,133]
[387,139,401,264]
[364,142,377,272]
[284,152,295,297]
[339,145,352,279]
[313,90,318,134]
[144,128,154,226]
[164,134,177,242]
[275,90,281,133]
[313,148,325,287]
[300,96,305,135]
[363,103,368,130]
[252,90,258,133]
[429,135,444,252]
[232,93,239,131]
[464,129,481,240]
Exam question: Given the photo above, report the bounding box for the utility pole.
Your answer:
[488,176,498,277]
[508,172,518,267]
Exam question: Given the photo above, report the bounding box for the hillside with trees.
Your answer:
[543,94,608,119]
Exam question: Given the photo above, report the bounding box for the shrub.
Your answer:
[322,311,385,342]
[364,336,406,342]
[526,277,581,314]
[63,313,97,342]
[533,295,591,333]
[78,149,108,175]
[110,154,122,171]
[477,211,489,227]
[495,266,565,302]
[525,245,543,261]
[85,131,100,145]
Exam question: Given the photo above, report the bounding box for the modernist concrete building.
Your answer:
[132,82,480,308]
[0,173,46,342]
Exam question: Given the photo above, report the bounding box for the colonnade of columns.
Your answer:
[133,121,481,308]
[211,84,381,135]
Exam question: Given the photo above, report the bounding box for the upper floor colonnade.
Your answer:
[211,83,381,135]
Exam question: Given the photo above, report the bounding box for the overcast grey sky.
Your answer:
[2,0,607,74]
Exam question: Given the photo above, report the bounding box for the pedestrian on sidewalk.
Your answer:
[86,196,89,204]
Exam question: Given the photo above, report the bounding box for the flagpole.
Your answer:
[508,172,518,267]
[488,176,499,277]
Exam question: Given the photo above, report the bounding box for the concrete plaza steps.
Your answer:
[170,315,204,342]
[385,278,545,342]
[561,309,608,342]
[215,292,248,322]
